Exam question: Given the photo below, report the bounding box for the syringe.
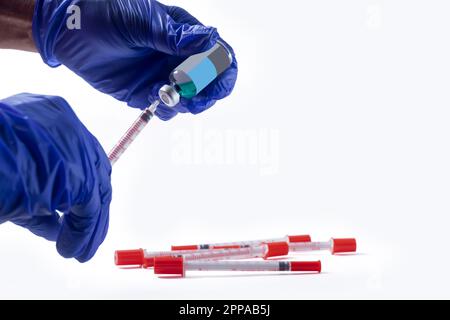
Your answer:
[115,238,356,268]
[154,257,322,277]
[179,238,357,261]
[108,41,233,165]
[115,242,291,268]
[171,234,312,251]
[115,235,311,266]
[108,101,159,165]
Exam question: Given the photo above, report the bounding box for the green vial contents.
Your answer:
[175,82,197,99]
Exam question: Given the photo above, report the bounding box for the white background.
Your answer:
[0,0,449,299]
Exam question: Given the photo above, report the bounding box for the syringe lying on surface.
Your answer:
[153,257,322,277]
[108,41,233,165]
[115,235,311,268]
[115,242,292,268]
[171,234,312,251]
[115,238,356,268]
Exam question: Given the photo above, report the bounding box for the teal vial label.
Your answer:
[187,58,218,94]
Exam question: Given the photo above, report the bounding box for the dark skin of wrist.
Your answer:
[0,0,36,51]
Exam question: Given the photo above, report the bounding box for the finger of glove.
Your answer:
[153,3,218,56]
[166,6,204,26]
[159,20,219,57]
[164,6,220,56]
[155,104,179,121]
[56,181,111,262]
[11,213,61,242]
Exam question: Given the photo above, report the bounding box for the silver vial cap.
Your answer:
[159,85,180,107]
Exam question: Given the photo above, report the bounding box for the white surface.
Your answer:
[0,0,449,299]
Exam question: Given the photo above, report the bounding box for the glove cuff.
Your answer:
[32,0,72,67]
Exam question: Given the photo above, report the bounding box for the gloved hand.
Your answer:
[0,93,112,262]
[32,0,238,121]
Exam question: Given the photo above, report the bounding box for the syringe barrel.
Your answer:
[290,241,332,253]
[183,245,266,261]
[153,257,321,276]
[186,260,321,272]
[108,108,154,165]
[171,235,311,251]
[187,260,288,272]
[191,242,292,261]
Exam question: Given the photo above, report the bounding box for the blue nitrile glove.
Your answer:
[32,0,238,121]
[0,93,112,263]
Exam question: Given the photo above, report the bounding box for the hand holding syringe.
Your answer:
[108,42,233,164]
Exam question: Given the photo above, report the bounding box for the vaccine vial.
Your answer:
[159,41,233,107]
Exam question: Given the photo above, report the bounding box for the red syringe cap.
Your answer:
[291,261,322,273]
[154,257,185,277]
[171,245,198,251]
[288,235,312,243]
[264,242,290,259]
[331,238,357,254]
[115,249,145,266]
[143,257,155,268]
